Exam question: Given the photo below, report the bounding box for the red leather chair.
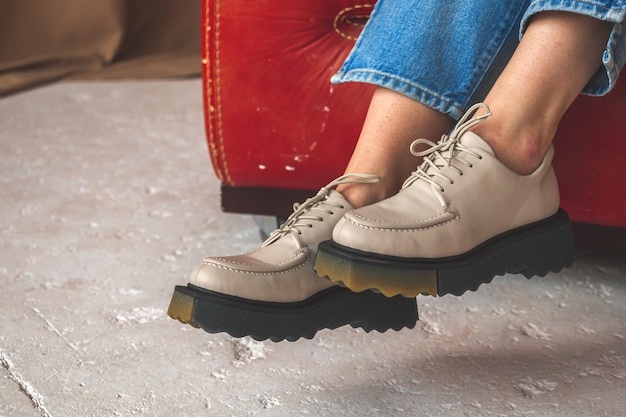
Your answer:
[202,0,626,252]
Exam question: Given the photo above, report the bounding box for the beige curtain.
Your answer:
[0,0,201,96]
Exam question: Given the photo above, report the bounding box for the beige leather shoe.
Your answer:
[167,174,418,341]
[315,104,576,298]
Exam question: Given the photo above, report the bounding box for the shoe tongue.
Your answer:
[459,131,495,157]
[327,189,353,210]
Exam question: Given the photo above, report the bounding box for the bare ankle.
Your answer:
[493,135,546,175]
[337,176,404,208]
[472,120,552,176]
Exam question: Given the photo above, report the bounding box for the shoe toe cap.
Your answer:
[188,255,335,303]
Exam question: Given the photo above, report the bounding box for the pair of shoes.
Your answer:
[167,174,420,342]
[168,103,576,340]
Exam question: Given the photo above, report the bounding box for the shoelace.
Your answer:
[261,173,381,247]
[402,103,491,209]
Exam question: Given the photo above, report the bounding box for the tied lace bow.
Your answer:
[261,173,380,247]
[403,103,491,209]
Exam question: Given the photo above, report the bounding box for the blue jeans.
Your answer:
[332,0,626,120]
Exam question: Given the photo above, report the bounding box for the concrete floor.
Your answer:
[1,80,625,417]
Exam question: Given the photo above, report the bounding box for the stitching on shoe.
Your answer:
[209,248,304,267]
[201,260,310,276]
[345,215,456,232]
[349,210,453,225]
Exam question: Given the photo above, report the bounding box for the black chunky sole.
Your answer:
[314,209,576,298]
[167,284,418,342]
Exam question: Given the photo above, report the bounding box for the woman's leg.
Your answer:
[473,11,613,175]
[338,12,613,211]
[333,0,530,208]
[336,87,454,208]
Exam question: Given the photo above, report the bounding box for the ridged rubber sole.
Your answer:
[167,284,418,342]
[314,209,576,298]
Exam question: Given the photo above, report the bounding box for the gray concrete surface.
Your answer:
[1,80,625,417]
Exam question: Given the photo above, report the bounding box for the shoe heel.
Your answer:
[439,209,577,296]
[512,212,576,279]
